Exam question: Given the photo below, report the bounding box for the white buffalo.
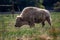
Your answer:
[15,7,52,27]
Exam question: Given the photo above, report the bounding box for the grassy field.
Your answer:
[0,12,60,40]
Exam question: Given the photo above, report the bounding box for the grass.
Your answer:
[0,12,60,40]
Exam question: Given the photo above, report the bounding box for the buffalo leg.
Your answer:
[28,18,35,27]
[42,21,45,27]
[46,17,51,26]
[28,18,35,28]
[28,21,35,28]
[29,16,35,28]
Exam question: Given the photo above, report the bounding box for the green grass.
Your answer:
[0,12,60,40]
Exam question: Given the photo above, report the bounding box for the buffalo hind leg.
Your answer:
[42,21,45,27]
[46,17,51,26]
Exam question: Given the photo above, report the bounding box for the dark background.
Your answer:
[0,0,60,12]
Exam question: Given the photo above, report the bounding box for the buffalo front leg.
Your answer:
[28,16,35,28]
[28,22,35,28]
